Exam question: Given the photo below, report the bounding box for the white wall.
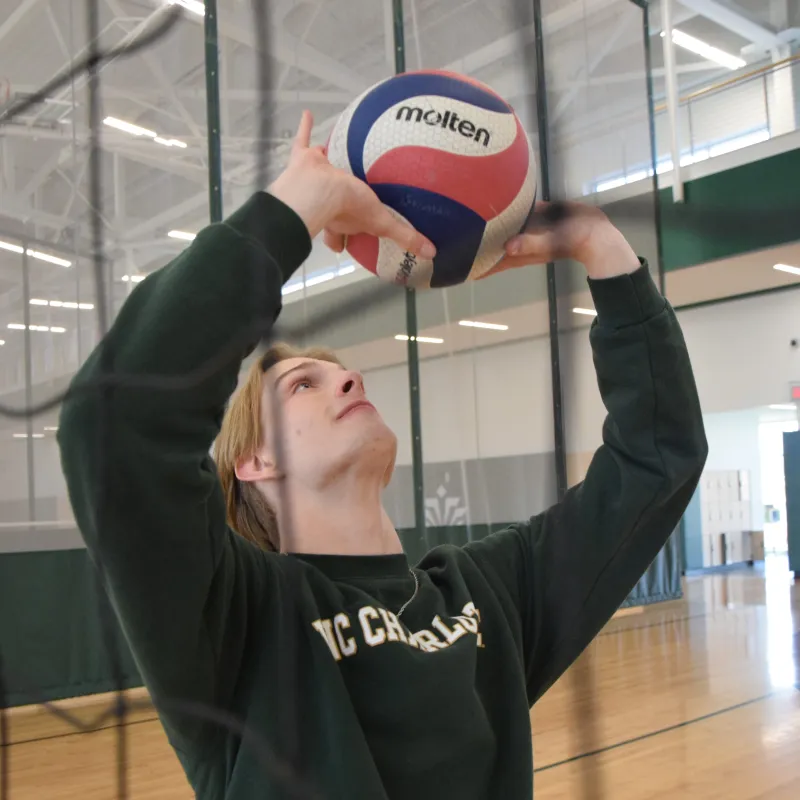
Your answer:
[367,337,556,467]
[1,283,798,523]
[368,284,800,470]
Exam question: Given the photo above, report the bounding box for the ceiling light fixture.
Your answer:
[304,273,335,288]
[105,117,187,150]
[154,137,188,148]
[394,334,444,344]
[7,324,66,333]
[122,274,146,283]
[774,263,800,276]
[458,320,509,331]
[572,307,597,316]
[26,249,72,267]
[103,116,157,137]
[661,29,746,71]
[30,299,93,310]
[170,0,205,16]
[13,433,44,439]
[769,404,797,411]
[168,230,196,241]
[282,265,355,296]
[0,240,72,267]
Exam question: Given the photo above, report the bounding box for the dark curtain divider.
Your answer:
[0,549,141,707]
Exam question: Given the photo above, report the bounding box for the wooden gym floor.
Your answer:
[5,555,799,799]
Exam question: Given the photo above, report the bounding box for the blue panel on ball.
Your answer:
[348,73,510,181]
[372,183,486,288]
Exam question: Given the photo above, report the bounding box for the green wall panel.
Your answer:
[660,147,800,272]
[1,522,681,706]
[0,549,141,707]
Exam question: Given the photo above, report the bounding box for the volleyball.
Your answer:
[325,69,537,289]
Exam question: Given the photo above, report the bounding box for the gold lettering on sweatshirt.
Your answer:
[311,602,483,661]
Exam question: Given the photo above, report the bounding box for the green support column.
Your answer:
[204,0,223,223]
[392,0,427,546]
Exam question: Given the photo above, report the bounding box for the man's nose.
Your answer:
[337,371,364,396]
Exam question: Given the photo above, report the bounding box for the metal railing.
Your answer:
[588,52,800,195]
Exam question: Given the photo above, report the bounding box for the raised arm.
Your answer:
[57,110,437,750]
[57,190,311,747]
[465,206,708,704]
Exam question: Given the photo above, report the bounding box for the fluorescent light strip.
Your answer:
[13,433,44,439]
[154,137,188,148]
[7,323,66,333]
[0,240,72,267]
[26,249,72,267]
[104,116,187,149]
[170,0,205,15]
[774,263,800,276]
[304,273,335,288]
[103,116,157,138]
[769,404,797,411]
[44,426,58,432]
[122,274,146,283]
[394,335,444,344]
[282,265,357,296]
[168,230,196,241]
[661,29,746,71]
[30,299,93,309]
[0,340,5,346]
[459,320,508,331]
[572,307,597,316]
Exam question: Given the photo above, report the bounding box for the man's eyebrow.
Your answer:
[271,360,345,388]
[273,361,315,388]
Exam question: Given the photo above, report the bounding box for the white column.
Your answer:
[766,0,796,137]
[661,0,684,202]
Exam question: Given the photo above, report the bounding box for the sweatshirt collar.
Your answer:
[287,552,411,580]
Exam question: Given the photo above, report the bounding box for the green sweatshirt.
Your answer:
[58,191,707,800]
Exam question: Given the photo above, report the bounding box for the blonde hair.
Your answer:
[214,342,342,551]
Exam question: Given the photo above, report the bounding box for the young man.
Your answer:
[58,111,707,799]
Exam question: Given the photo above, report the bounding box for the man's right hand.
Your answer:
[268,110,436,261]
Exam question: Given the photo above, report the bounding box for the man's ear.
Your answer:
[235,452,283,483]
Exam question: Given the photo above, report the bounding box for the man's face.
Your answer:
[260,357,397,490]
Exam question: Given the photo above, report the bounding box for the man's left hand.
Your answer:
[480,201,641,281]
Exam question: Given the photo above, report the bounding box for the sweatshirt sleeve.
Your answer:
[56,191,311,749]
[463,262,708,705]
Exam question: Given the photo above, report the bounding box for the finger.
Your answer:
[503,231,551,258]
[293,110,313,151]
[475,258,515,280]
[374,210,436,260]
[323,229,345,253]
[476,255,541,280]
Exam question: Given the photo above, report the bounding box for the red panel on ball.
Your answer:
[365,116,529,221]
[346,232,380,275]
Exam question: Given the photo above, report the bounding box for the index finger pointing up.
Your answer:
[293,110,313,151]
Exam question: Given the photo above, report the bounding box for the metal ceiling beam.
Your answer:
[104,0,203,140]
[677,0,781,48]
[551,14,638,123]
[0,0,43,47]
[169,2,368,93]
[12,84,351,108]
[442,0,620,75]
[0,200,72,232]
